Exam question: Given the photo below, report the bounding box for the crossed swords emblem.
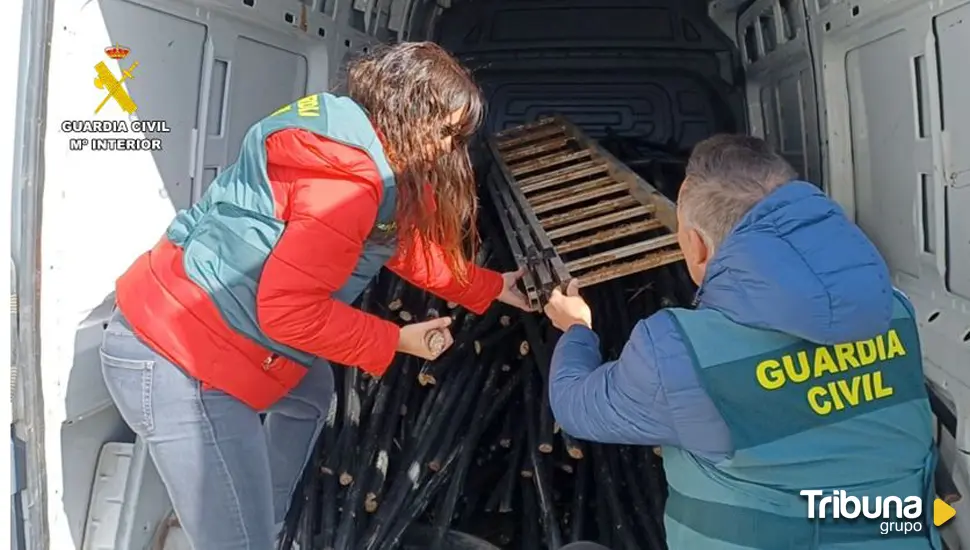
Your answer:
[94,59,140,115]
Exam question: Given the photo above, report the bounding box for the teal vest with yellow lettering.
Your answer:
[165,93,398,368]
[664,291,941,549]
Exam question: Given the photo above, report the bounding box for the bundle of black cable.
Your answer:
[276,213,696,550]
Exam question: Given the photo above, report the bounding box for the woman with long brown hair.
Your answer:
[99,42,530,549]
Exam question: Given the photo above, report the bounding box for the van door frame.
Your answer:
[9,0,56,548]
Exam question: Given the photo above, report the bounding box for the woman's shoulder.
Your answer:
[265,128,386,225]
[265,127,385,192]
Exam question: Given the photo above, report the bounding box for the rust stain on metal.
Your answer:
[518,159,605,188]
[539,196,640,229]
[577,249,686,287]
[533,182,629,215]
[557,219,665,254]
[495,120,561,145]
[566,234,680,272]
[527,176,615,207]
[518,160,605,193]
[547,205,653,240]
[511,150,591,177]
[503,137,570,163]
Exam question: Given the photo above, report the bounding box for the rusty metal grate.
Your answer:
[485,116,684,310]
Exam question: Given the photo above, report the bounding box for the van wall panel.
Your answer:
[845,30,920,278]
[224,37,308,165]
[99,0,207,212]
[935,4,970,301]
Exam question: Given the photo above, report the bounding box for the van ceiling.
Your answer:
[433,0,746,152]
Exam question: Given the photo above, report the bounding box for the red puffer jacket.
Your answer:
[116,128,503,409]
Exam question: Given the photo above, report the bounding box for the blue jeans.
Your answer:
[99,309,333,549]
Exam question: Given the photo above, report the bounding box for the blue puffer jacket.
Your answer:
[548,180,896,461]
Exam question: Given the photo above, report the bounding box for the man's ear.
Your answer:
[687,228,710,266]
[680,226,711,286]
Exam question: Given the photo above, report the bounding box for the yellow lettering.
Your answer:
[756,359,786,390]
[805,370,897,417]
[861,372,874,400]
[836,375,862,407]
[297,94,320,117]
[827,381,845,410]
[856,339,878,365]
[834,343,860,371]
[873,371,894,398]
[783,353,811,383]
[886,329,906,359]
[875,334,887,360]
[814,347,840,377]
[763,328,908,417]
[272,104,292,116]
[808,386,832,415]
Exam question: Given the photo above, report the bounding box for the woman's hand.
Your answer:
[397,316,455,360]
[497,268,536,312]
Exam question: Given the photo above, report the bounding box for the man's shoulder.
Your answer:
[631,311,705,388]
[891,287,917,317]
[636,309,687,348]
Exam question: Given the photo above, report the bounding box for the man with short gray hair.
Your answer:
[679,135,796,247]
[543,134,940,549]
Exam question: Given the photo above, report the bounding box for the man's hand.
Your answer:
[543,279,592,331]
[497,268,536,312]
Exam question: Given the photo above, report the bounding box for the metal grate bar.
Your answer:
[539,196,641,229]
[512,150,591,178]
[518,160,605,188]
[547,205,654,240]
[576,249,686,288]
[532,182,630,215]
[495,118,562,143]
[557,219,664,254]
[527,176,615,207]
[503,137,570,163]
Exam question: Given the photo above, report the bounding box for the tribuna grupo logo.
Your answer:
[800,490,926,536]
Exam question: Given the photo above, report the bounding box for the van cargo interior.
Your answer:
[9,0,970,549]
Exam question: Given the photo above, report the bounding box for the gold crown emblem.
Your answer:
[104,45,130,60]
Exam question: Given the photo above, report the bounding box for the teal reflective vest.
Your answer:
[166,93,398,368]
[664,291,941,549]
